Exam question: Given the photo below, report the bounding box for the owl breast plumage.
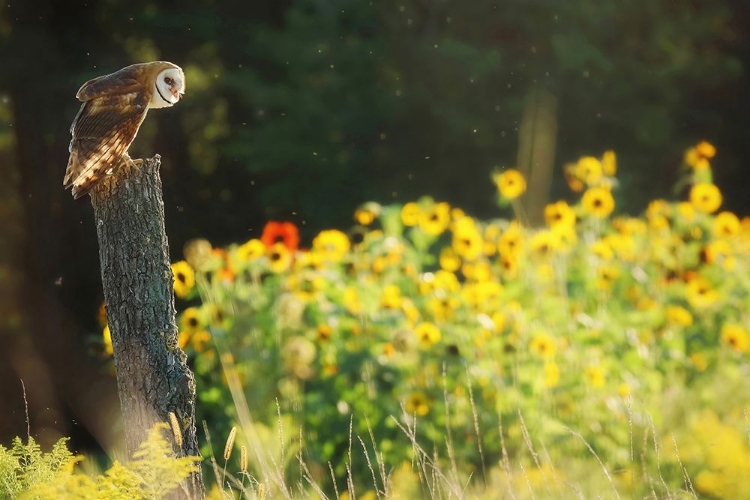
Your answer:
[63,61,185,199]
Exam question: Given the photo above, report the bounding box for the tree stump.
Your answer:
[90,156,204,499]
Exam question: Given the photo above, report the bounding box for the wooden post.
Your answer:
[516,85,559,226]
[90,156,204,499]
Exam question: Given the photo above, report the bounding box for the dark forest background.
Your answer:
[1,0,749,454]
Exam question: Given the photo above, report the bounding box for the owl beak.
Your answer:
[171,88,181,100]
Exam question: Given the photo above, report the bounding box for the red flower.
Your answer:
[261,221,300,251]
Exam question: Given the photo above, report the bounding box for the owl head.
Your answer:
[150,63,186,109]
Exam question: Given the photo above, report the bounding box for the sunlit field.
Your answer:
[165,142,749,498]
[4,143,750,498]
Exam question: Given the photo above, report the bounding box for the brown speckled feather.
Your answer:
[65,92,149,199]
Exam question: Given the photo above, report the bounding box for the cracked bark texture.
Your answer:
[90,156,204,499]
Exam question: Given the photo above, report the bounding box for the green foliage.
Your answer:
[0,435,74,499]
[170,143,750,498]
[0,424,199,500]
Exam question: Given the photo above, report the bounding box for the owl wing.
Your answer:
[64,90,150,199]
[75,64,144,101]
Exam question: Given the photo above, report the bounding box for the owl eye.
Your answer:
[164,77,174,85]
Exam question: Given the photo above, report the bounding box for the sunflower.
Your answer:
[414,322,441,348]
[267,242,293,273]
[405,392,430,416]
[179,307,205,333]
[585,365,606,388]
[530,333,556,359]
[172,261,195,298]
[581,187,615,218]
[601,150,617,176]
[439,247,461,272]
[530,230,558,259]
[713,211,740,238]
[689,183,722,214]
[236,239,266,262]
[493,169,527,199]
[666,305,693,327]
[685,276,718,308]
[498,222,524,257]
[312,229,350,263]
[703,240,735,270]
[401,202,421,227]
[544,200,576,229]
[575,156,603,186]
[380,284,402,309]
[261,221,300,251]
[418,202,451,236]
[354,202,381,226]
[695,141,716,159]
[684,147,710,171]
[451,216,483,261]
[720,324,750,353]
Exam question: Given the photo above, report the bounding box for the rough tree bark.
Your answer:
[90,156,204,499]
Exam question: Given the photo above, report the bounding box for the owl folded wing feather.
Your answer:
[75,65,144,101]
[64,70,151,198]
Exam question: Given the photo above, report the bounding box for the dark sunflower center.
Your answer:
[270,251,282,262]
[177,272,186,283]
[188,317,199,328]
[593,199,603,208]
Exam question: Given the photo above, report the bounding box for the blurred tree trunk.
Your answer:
[516,85,558,226]
[90,157,204,500]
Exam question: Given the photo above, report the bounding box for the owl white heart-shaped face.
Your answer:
[152,68,186,108]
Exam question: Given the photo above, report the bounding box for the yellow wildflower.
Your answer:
[695,141,716,159]
[530,333,556,359]
[530,230,558,259]
[354,202,381,226]
[498,221,524,256]
[713,211,741,238]
[172,261,195,298]
[582,187,615,218]
[666,306,693,327]
[585,365,606,388]
[721,324,750,353]
[690,183,722,214]
[686,276,718,309]
[684,147,710,171]
[493,169,527,199]
[236,238,265,262]
[404,392,430,416]
[268,242,293,273]
[418,202,451,236]
[451,216,483,261]
[180,307,204,333]
[401,202,421,226]
[590,239,614,260]
[703,240,735,270]
[575,156,603,186]
[439,247,461,272]
[414,322,441,348]
[380,284,402,309]
[601,150,617,176]
[313,230,350,263]
[544,200,576,229]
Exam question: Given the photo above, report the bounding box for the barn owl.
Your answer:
[63,61,185,199]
